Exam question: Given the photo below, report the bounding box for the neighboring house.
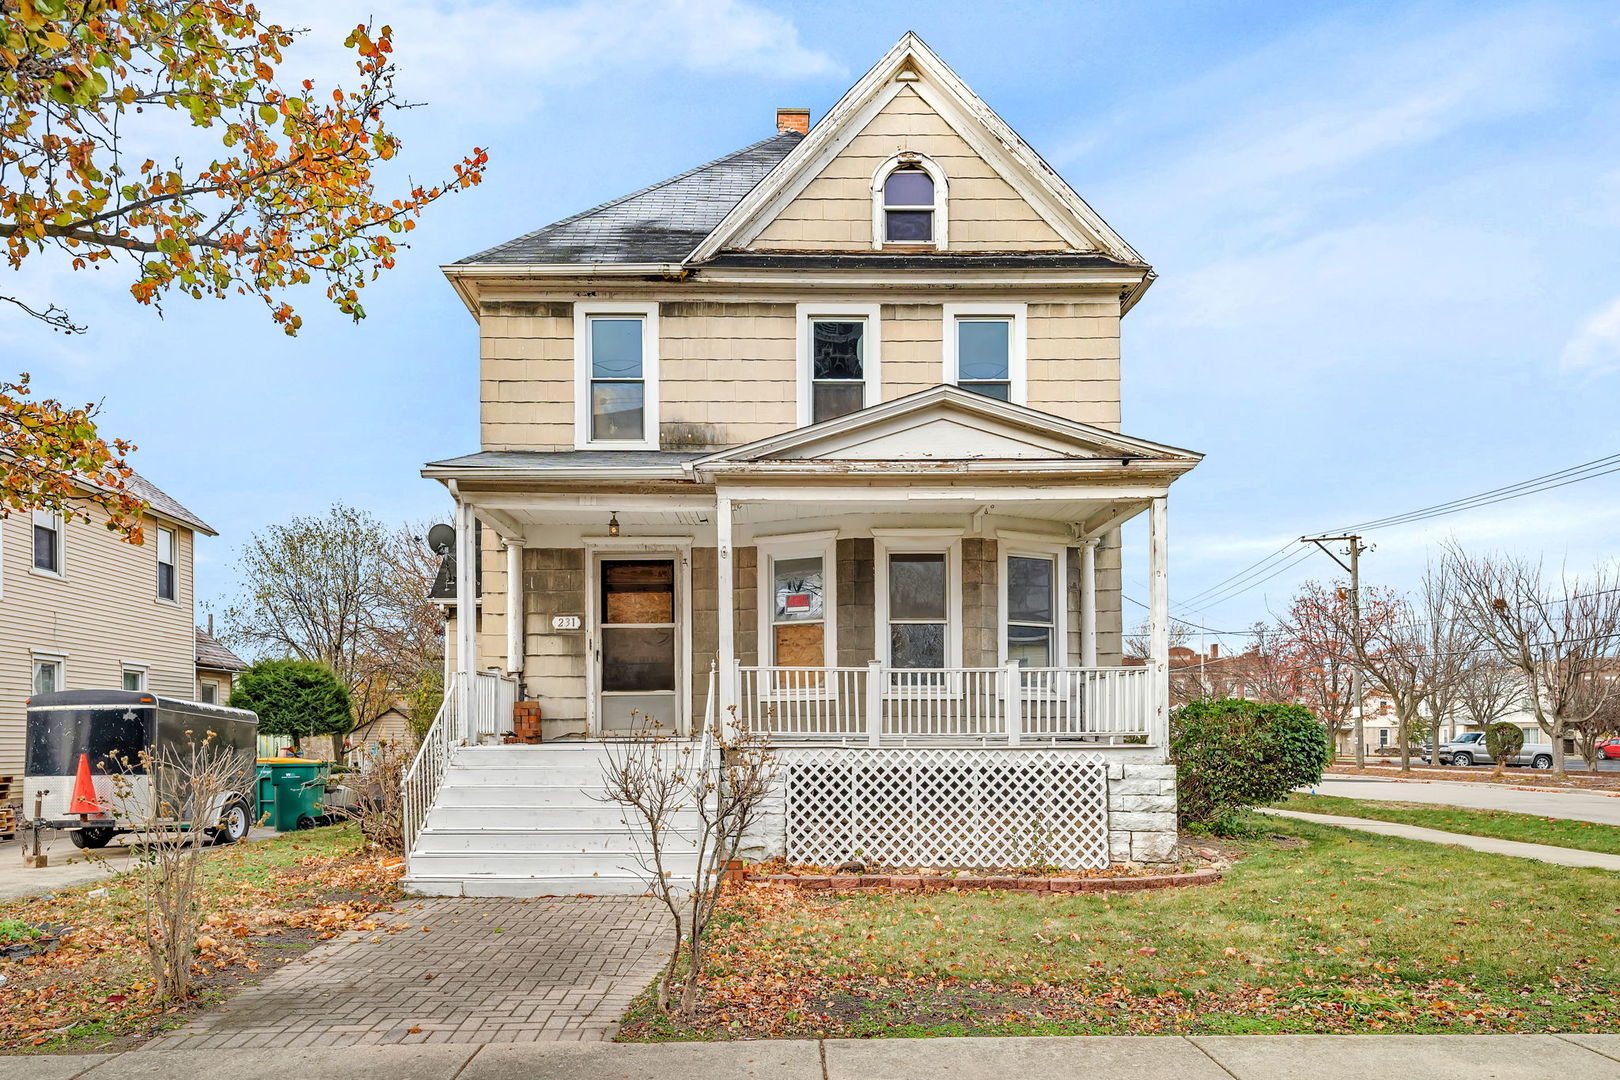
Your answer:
[0,472,217,778]
[350,705,414,752]
[408,35,1200,896]
[195,622,247,704]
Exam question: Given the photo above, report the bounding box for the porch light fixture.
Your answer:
[608,512,620,538]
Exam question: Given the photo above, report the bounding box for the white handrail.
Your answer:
[733,664,1153,745]
[401,670,518,868]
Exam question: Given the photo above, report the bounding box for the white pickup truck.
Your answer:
[1432,730,1555,769]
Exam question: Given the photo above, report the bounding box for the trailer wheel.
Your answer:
[209,802,251,846]
[70,827,116,850]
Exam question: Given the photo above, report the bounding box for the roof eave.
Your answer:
[421,464,696,483]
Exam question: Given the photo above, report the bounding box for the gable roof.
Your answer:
[693,386,1201,472]
[126,471,215,535]
[453,133,802,267]
[195,627,247,671]
[693,32,1144,267]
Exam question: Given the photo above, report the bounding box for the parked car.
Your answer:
[1433,730,1555,770]
[1598,738,1620,760]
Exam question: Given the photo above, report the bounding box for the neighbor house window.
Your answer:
[943,304,1026,403]
[32,510,62,574]
[1006,555,1056,667]
[122,667,146,692]
[32,656,63,696]
[199,681,219,704]
[797,305,880,427]
[574,302,659,449]
[156,526,176,601]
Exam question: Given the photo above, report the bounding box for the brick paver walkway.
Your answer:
[144,896,670,1049]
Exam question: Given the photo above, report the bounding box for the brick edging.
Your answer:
[744,867,1221,893]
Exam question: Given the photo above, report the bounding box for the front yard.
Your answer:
[620,818,1619,1041]
[1282,792,1620,855]
[0,824,401,1053]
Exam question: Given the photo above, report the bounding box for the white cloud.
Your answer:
[1560,294,1620,375]
[275,0,839,116]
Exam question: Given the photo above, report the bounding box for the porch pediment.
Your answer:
[693,386,1201,470]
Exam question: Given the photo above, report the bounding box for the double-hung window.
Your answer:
[574,302,659,449]
[887,553,948,671]
[872,155,946,249]
[1006,554,1056,667]
[943,304,1026,403]
[156,526,177,601]
[32,510,62,574]
[797,305,880,427]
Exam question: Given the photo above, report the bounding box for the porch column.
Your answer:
[716,494,736,725]
[1148,496,1170,753]
[454,499,478,739]
[1079,537,1100,668]
[504,538,525,681]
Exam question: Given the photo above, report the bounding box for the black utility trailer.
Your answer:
[22,690,259,848]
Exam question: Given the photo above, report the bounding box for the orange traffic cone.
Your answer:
[69,753,103,815]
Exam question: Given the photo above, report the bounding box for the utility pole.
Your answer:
[1302,534,1369,768]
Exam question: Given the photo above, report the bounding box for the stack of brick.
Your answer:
[512,701,542,744]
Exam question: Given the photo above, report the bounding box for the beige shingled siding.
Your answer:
[751,86,1073,253]
[1026,299,1122,431]
[0,507,199,778]
[660,302,797,448]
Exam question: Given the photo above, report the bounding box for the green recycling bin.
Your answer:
[255,758,329,832]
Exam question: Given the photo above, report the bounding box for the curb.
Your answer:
[744,867,1221,893]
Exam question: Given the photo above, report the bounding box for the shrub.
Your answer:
[228,659,352,757]
[1485,722,1524,764]
[1170,698,1333,832]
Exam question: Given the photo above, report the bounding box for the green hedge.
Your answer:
[1170,698,1332,832]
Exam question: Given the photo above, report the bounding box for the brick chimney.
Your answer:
[776,108,810,135]
[1209,643,1220,660]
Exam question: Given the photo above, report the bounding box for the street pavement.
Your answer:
[0,828,271,899]
[1309,775,1620,825]
[3,1034,1618,1079]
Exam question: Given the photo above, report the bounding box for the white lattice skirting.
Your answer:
[783,747,1110,870]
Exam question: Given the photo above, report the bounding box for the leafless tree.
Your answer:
[1454,656,1524,733]
[1412,563,1482,767]
[104,735,254,1004]
[1444,545,1620,777]
[1567,668,1620,770]
[1244,621,1306,703]
[597,714,776,1018]
[1279,588,1357,746]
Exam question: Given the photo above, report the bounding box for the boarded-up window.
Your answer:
[771,555,826,667]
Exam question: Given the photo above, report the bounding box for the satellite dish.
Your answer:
[427,523,456,555]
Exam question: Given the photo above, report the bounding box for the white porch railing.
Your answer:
[733,662,1153,745]
[402,670,518,860]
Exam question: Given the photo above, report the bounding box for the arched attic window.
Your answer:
[872,155,947,249]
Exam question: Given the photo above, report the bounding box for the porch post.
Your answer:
[1080,537,1100,668]
[716,494,736,726]
[455,499,478,742]
[1148,496,1170,753]
[504,538,525,681]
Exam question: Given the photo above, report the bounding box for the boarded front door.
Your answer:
[595,558,680,734]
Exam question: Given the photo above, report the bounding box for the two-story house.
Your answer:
[0,471,241,785]
[406,35,1199,896]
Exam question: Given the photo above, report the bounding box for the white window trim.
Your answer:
[942,302,1028,405]
[31,650,66,696]
[573,301,660,451]
[995,539,1070,669]
[155,525,178,604]
[121,663,149,691]
[874,533,963,672]
[755,530,839,673]
[870,153,949,250]
[30,509,64,578]
[796,303,883,428]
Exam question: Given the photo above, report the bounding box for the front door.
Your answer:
[594,557,681,734]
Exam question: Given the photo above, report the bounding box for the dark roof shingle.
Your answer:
[195,627,247,671]
[126,471,214,535]
[454,133,801,266]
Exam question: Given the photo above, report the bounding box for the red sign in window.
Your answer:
[783,593,811,612]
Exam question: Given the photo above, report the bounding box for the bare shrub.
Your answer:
[598,712,776,1018]
[334,740,410,853]
[104,734,254,1004]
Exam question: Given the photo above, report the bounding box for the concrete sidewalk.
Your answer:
[4,1034,1618,1079]
[1265,808,1620,870]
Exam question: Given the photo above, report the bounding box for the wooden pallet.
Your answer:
[0,775,14,839]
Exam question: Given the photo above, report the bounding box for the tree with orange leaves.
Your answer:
[1,373,144,539]
[0,1,487,334]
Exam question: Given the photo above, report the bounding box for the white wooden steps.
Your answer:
[403,743,705,898]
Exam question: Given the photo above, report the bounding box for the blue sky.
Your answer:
[6,0,1620,634]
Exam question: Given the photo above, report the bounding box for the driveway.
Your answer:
[0,828,272,899]
[145,896,670,1048]
[1308,776,1620,826]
